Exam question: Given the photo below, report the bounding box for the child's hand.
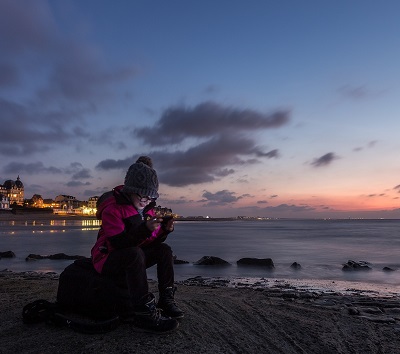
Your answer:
[146,217,162,231]
[162,216,175,232]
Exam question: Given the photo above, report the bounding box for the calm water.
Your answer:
[1,218,399,290]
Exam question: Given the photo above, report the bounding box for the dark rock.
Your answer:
[383,267,396,272]
[290,262,301,270]
[0,251,16,258]
[174,259,189,264]
[25,253,85,261]
[48,253,85,260]
[194,256,230,266]
[237,258,274,269]
[173,255,189,264]
[26,254,45,260]
[342,260,372,271]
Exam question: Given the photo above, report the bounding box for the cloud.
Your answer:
[202,85,219,94]
[2,161,93,182]
[153,134,279,187]
[64,162,92,179]
[83,187,111,197]
[0,0,136,157]
[0,0,56,57]
[132,101,290,146]
[263,203,316,213]
[71,169,92,180]
[201,190,242,206]
[96,102,289,187]
[311,152,338,167]
[2,161,62,175]
[0,98,75,156]
[96,157,134,171]
[0,62,18,87]
[95,133,282,187]
[353,140,378,152]
[66,181,91,187]
[338,85,372,100]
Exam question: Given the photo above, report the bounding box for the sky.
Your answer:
[1,0,400,219]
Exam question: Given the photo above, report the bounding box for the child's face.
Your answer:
[130,193,153,209]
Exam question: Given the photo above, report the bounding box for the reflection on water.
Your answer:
[82,219,101,226]
[0,218,101,234]
[0,218,101,227]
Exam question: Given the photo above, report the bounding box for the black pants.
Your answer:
[102,243,174,305]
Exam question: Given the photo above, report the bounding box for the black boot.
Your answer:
[157,286,184,319]
[127,293,179,333]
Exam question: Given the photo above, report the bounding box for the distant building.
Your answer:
[28,194,44,208]
[43,199,57,208]
[54,194,80,210]
[0,194,10,210]
[155,205,173,216]
[84,196,99,215]
[88,196,99,209]
[1,176,24,206]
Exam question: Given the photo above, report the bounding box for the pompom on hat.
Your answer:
[122,156,159,199]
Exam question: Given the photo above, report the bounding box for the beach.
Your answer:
[1,271,400,354]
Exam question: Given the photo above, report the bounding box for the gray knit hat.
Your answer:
[122,157,159,198]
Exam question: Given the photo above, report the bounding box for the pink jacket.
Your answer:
[91,185,167,273]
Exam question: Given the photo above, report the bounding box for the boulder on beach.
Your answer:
[342,260,372,271]
[194,256,231,266]
[0,251,16,258]
[290,262,302,270]
[173,255,189,264]
[174,259,189,264]
[382,267,396,272]
[237,257,274,269]
[25,253,85,261]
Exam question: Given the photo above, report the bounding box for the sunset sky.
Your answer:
[1,0,400,218]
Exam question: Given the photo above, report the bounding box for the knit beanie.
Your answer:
[122,157,159,198]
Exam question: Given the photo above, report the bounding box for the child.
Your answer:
[91,156,183,333]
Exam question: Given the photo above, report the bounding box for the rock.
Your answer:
[173,255,189,264]
[174,259,189,264]
[237,258,274,269]
[25,253,85,261]
[342,260,372,271]
[290,262,301,270]
[194,256,230,266]
[0,251,16,258]
[382,267,396,272]
[48,253,85,260]
[26,254,45,260]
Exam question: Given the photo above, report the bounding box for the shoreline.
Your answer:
[2,268,399,299]
[1,212,400,222]
[1,271,400,353]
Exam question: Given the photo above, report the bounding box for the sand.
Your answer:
[1,271,400,354]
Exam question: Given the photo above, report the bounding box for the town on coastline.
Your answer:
[0,176,274,221]
[0,176,175,218]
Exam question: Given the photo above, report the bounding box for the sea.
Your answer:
[1,218,399,295]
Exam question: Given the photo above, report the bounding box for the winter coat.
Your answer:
[91,185,169,273]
